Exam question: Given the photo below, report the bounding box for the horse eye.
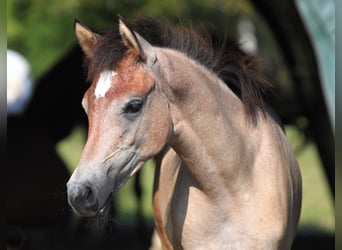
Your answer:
[124,99,143,115]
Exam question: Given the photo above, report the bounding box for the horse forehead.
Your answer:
[94,70,117,98]
[93,64,152,100]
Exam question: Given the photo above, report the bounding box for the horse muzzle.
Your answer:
[66,150,141,217]
[67,181,100,217]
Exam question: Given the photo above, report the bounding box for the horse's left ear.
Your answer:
[118,16,157,65]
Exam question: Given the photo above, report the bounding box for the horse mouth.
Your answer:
[93,162,144,220]
[95,153,145,216]
[96,192,113,217]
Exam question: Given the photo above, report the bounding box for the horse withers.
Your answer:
[66,16,302,249]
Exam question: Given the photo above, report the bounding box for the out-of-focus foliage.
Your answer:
[8,0,116,79]
[8,0,277,81]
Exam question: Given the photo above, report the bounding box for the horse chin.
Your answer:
[88,194,113,231]
[97,193,113,216]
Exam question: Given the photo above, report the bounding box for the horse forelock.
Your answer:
[84,16,272,120]
[84,27,126,83]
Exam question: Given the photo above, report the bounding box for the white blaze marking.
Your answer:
[94,70,117,98]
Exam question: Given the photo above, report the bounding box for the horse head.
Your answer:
[67,17,171,217]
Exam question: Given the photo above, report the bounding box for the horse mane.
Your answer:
[85,16,272,120]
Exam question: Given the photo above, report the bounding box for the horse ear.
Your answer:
[118,16,157,65]
[74,20,100,58]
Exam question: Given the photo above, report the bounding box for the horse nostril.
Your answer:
[83,186,91,199]
[68,183,99,216]
[82,186,96,206]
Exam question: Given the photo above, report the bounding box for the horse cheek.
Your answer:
[146,96,170,156]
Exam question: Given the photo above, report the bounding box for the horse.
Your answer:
[66,16,302,249]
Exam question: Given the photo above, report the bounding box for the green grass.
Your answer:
[56,124,335,233]
[285,125,335,233]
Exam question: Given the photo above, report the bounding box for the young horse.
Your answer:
[67,16,302,249]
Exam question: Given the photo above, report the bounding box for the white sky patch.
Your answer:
[94,70,117,98]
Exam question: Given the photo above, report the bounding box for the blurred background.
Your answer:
[7,0,334,249]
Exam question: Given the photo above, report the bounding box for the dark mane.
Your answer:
[86,16,272,119]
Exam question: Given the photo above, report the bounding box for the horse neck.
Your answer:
[157,49,259,197]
